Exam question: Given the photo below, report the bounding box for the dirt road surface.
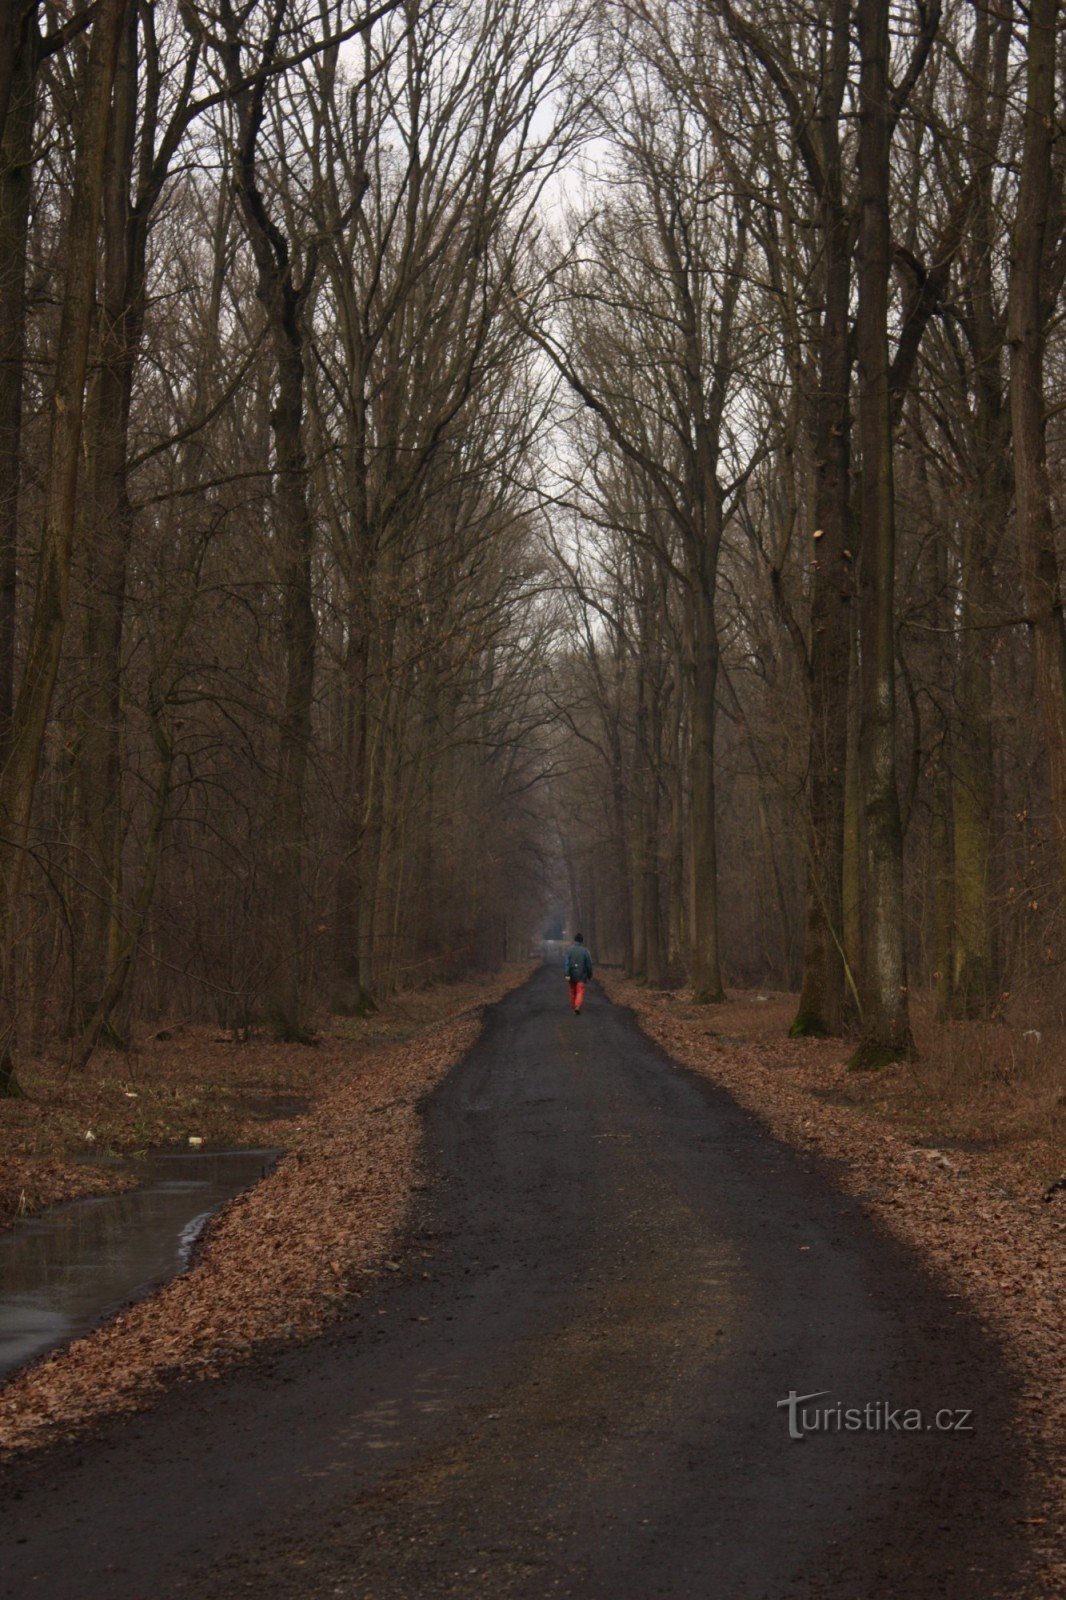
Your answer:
[0,969,1030,1597]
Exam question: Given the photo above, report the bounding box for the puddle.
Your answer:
[0,1146,279,1383]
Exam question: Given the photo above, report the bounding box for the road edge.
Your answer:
[0,963,537,1457]
[601,972,1064,1595]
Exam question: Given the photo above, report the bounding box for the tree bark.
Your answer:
[689,576,723,1002]
[666,668,687,979]
[790,0,854,1038]
[72,0,141,1035]
[1007,0,1066,884]
[643,707,664,987]
[851,0,914,1067]
[629,665,648,980]
[72,708,173,1070]
[610,714,635,975]
[223,6,317,1039]
[952,480,1002,1016]
[334,620,375,1013]
[842,621,863,987]
[935,0,1008,1017]
[0,6,36,760]
[0,0,127,1093]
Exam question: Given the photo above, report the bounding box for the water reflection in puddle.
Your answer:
[0,1147,279,1381]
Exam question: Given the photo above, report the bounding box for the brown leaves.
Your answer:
[0,965,534,1457]
[604,974,1065,1585]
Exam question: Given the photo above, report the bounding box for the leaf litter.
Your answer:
[0,965,534,1455]
[605,976,1064,1596]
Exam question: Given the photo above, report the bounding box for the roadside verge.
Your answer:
[0,964,535,1455]
[601,974,1064,1593]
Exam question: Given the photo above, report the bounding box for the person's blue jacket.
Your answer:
[564,942,592,981]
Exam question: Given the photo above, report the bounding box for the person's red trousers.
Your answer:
[568,979,586,1012]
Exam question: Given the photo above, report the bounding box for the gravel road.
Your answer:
[0,967,1030,1597]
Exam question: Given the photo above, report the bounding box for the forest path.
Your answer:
[0,967,1029,1598]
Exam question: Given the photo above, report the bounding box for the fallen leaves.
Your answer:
[604,975,1065,1598]
[0,964,534,1456]
[0,979,523,1234]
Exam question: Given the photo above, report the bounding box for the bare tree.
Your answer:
[1008,0,1066,882]
[0,0,128,1095]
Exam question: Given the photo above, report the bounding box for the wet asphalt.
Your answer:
[0,967,1031,1598]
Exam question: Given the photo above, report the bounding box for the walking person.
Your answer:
[564,932,592,1014]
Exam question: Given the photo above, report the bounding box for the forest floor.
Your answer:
[601,975,1065,1589]
[0,963,534,1451]
[0,970,536,1233]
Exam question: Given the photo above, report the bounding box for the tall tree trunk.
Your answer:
[629,666,648,979]
[72,709,173,1070]
[267,327,317,1037]
[224,13,317,1040]
[913,439,958,1017]
[949,0,1010,1018]
[643,680,664,987]
[851,0,914,1067]
[0,7,36,760]
[334,622,373,1013]
[0,0,127,1095]
[356,697,385,1005]
[930,757,954,1017]
[689,577,723,1002]
[610,721,634,974]
[72,0,140,1035]
[1007,0,1066,883]
[792,0,853,1038]
[952,492,1000,1015]
[666,675,686,978]
[842,623,863,989]
[0,2,18,148]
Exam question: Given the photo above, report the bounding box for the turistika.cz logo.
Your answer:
[777,1390,974,1441]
